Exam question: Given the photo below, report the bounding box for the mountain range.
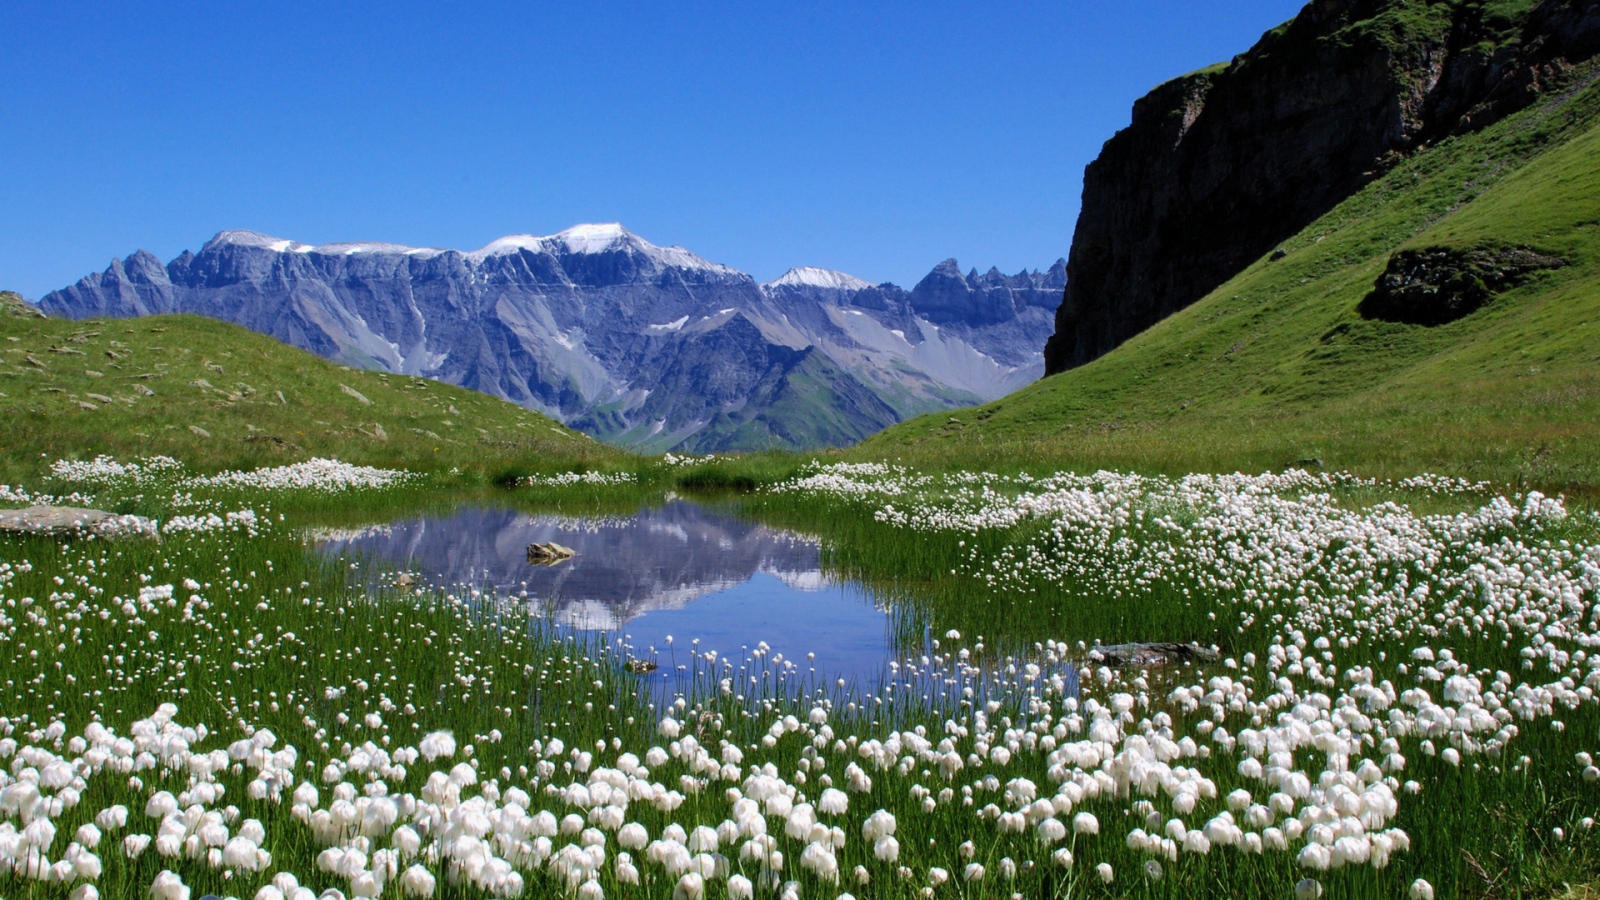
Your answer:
[39,224,1063,452]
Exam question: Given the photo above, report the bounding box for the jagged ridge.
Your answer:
[39,225,1064,453]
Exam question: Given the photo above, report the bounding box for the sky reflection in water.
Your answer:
[315,501,893,689]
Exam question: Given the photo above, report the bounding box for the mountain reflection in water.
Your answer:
[315,501,891,685]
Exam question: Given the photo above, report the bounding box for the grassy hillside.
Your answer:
[0,302,623,482]
[863,67,1600,495]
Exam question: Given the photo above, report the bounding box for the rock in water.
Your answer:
[526,541,576,565]
[0,506,156,538]
[1086,642,1219,668]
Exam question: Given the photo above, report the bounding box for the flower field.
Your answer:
[1,457,1597,898]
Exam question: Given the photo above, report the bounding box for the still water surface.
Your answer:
[314,501,894,688]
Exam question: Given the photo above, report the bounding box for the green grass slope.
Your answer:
[863,70,1600,494]
[0,307,622,481]
[676,349,904,453]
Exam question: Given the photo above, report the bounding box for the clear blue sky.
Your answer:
[0,0,1307,300]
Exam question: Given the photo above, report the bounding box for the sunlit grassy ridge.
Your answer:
[0,307,624,483]
[862,71,1600,495]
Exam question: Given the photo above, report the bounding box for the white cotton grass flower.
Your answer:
[418,732,456,762]
[673,872,705,900]
[1096,862,1114,883]
[818,788,849,815]
[150,870,190,900]
[400,863,437,897]
[1073,812,1099,835]
[1410,879,1435,900]
[94,805,129,832]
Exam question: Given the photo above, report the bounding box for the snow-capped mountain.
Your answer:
[39,224,1063,451]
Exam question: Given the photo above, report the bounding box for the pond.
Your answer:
[313,500,899,692]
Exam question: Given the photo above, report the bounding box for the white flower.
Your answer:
[1096,862,1114,883]
[862,810,897,841]
[1073,812,1099,835]
[400,863,437,898]
[418,732,456,762]
[150,870,190,900]
[673,872,705,900]
[818,788,849,815]
[1409,879,1435,900]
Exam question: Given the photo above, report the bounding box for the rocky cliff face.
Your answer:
[1044,0,1600,375]
[41,224,1063,452]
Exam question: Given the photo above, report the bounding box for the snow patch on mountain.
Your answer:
[206,230,310,254]
[465,223,739,275]
[648,316,690,333]
[766,266,873,292]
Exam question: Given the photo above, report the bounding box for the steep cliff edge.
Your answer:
[1043,0,1600,375]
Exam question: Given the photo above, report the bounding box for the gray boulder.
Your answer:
[0,506,157,538]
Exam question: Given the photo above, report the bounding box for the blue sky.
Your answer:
[0,0,1306,299]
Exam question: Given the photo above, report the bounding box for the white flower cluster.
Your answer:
[759,463,1600,887]
[161,510,261,537]
[48,456,183,488]
[46,456,413,495]
[769,462,929,498]
[189,459,414,493]
[522,471,637,487]
[660,453,725,467]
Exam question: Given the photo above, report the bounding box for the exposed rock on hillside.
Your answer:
[1358,245,1566,324]
[0,291,45,318]
[1044,0,1600,375]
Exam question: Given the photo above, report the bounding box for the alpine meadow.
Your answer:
[5,2,1600,900]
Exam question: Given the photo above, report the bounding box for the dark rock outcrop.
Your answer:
[1358,245,1566,324]
[1044,0,1600,376]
